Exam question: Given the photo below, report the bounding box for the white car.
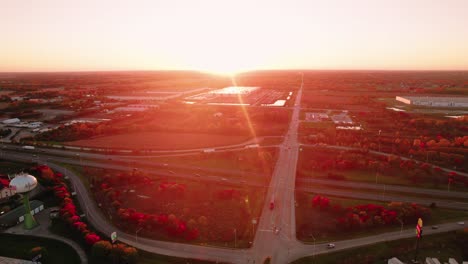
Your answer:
[457,222,465,225]
[274,227,280,235]
[326,243,335,249]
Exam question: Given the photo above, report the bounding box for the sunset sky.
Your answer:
[2,0,468,73]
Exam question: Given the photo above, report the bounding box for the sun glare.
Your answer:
[199,63,248,77]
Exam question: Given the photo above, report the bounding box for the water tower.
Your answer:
[10,173,38,229]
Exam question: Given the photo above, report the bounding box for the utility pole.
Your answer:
[378,130,381,152]
[135,227,143,242]
[234,228,237,248]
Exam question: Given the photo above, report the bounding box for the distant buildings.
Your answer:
[209,86,259,96]
[305,112,354,124]
[305,113,329,122]
[396,96,468,108]
[1,119,43,128]
[114,104,159,112]
[0,177,16,200]
[331,113,353,124]
[2,118,20,124]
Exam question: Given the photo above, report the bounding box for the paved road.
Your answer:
[2,73,468,263]
[5,150,468,263]
[249,73,304,264]
[1,142,272,180]
[0,135,282,156]
[297,178,468,199]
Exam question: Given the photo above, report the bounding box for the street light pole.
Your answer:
[234,228,237,248]
[135,227,143,242]
[311,233,316,260]
[378,130,381,152]
[398,219,404,236]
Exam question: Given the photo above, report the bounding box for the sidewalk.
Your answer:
[2,207,88,264]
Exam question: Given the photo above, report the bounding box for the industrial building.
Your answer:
[209,86,259,96]
[0,200,44,227]
[396,96,468,108]
[305,113,329,122]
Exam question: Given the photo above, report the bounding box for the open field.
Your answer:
[67,132,252,150]
[83,166,269,248]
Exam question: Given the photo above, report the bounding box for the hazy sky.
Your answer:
[2,0,468,73]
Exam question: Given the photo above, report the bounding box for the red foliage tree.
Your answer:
[85,233,101,245]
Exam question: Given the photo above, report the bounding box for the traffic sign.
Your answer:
[415,218,423,238]
[111,231,117,243]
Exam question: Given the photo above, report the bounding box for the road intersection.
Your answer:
[1,73,467,263]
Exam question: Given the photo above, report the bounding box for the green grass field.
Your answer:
[0,233,81,264]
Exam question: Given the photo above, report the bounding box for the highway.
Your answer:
[297,178,468,199]
[249,73,304,264]
[1,72,468,263]
[0,135,282,156]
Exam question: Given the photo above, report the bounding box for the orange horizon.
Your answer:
[2,0,468,74]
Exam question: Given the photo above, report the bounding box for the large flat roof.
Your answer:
[209,86,259,95]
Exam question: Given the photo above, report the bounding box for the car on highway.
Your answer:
[274,227,280,235]
[221,178,227,181]
[194,173,201,177]
[168,170,175,174]
[458,222,465,225]
[431,225,439,229]
[240,180,246,184]
[326,243,335,249]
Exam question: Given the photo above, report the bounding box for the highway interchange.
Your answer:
[1,75,467,263]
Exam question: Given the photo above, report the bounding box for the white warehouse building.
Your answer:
[396,96,468,108]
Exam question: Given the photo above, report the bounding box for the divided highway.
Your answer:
[1,73,467,263]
